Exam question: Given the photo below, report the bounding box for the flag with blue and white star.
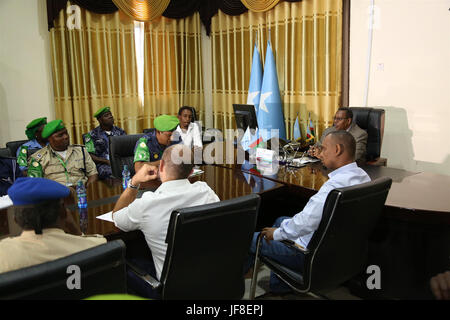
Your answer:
[247,41,263,115]
[256,39,286,141]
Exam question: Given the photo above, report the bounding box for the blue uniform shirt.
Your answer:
[88,125,126,161]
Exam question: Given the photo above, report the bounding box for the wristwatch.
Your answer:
[128,180,140,190]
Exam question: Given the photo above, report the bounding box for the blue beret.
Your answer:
[8,177,70,205]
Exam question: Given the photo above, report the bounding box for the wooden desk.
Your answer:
[0,164,286,239]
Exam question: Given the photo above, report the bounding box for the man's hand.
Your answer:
[430,271,450,300]
[132,164,158,185]
[308,146,320,158]
[261,227,276,244]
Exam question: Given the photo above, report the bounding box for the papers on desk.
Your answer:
[189,168,204,177]
[292,156,320,165]
[0,195,13,210]
[96,211,113,222]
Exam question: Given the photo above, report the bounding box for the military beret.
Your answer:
[25,117,47,140]
[154,115,179,132]
[8,177,70,205]
[42,119,65,139]
[94,106,111,118]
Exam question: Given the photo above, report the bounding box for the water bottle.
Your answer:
[122,165,130,190]
[76,180,87,209]
[79,207,88,234]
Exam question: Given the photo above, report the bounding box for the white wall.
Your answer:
[0,0,54,147]
[349,0,450,175]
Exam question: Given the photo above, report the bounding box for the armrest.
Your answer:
[126,261,161,289]
[280,240,310,254]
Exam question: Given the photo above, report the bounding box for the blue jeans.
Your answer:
[245,216,305,294]
[126,257,161,299]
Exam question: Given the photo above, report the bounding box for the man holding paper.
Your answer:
[112,144,219,298]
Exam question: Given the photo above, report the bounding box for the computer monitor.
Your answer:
[233,104,258,131]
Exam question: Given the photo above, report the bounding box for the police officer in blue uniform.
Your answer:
[133,115,179,174]
[84,107,126,180]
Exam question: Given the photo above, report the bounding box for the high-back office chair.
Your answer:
[128,194,261,300]
[6,140,28,157]
[109,134,144,179]
[249,177,392,299]
[0,148,11,158]
[349,107,386,166]
[0,240,127,300]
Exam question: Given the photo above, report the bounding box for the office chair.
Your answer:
[249,177,392,299]
[0,240,127,300]
[109,134,144,179]
[349,107,386,166]
[0,148,11,158]
[6,140,28,158]
[128,193,261,300]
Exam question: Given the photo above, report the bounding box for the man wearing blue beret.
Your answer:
[83,107,126,180]
[27,120,98,187]
[0,177,105,273]
[133,114,180,174]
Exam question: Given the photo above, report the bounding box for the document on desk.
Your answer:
[96,211,114,222]
[0,195,13,210]
[292,157,320,165]
[189,168,204,177]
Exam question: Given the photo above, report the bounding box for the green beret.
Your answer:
[154,115,179,132]
[25,117,47,140]
[42,120,65,139]
[94,106,111,118]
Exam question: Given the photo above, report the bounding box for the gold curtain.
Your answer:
[50,4,141,144]
[141,14,204,129]
[241,0,282,12]
[50,3,204,143]
[112,0,170,22]
[210,0,343,140]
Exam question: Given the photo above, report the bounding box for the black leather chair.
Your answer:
[0,240,127,300]
[349,107,386,166]
[6,140,28,158]
[249,177,392,299]
[109,134,144,179]
[128,193,261,300]
[0,148,11,158]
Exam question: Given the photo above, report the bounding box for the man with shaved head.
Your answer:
[112,144,219,298]
[245,130,371,295]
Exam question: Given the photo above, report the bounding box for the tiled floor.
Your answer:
[243,264,361,300]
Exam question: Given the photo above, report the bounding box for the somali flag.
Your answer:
[256,39,286,141]
[294,114,301,141]
[247,42,263,115]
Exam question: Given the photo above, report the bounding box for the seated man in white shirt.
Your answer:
[112,144,219,298]
[244,130,371,294]
[173,106,203,149]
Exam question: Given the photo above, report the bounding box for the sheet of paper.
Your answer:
[189,168,204,177]
[0,195,13,210]
[292,157,320,165]
[96,211,113,222]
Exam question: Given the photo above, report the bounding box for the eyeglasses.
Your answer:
[333,117,348,121]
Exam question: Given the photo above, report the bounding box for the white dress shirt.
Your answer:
[174,122,203,148]
[113,179,219,280]
[273,162,371,248]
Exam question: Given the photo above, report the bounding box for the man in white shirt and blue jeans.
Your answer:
[245,130,371,294]
[112,144,219,298]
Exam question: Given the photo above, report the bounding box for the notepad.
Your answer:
[0,195,13,210]
[96,211,113,222]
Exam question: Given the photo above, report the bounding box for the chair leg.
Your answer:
[249,233,264,300]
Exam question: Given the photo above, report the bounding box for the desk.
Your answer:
[0,164,286,239]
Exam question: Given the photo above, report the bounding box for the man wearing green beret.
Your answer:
[16,117,48,172]
[83,107,126,180]
[133,114,180,173]
[28,120,98,188]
